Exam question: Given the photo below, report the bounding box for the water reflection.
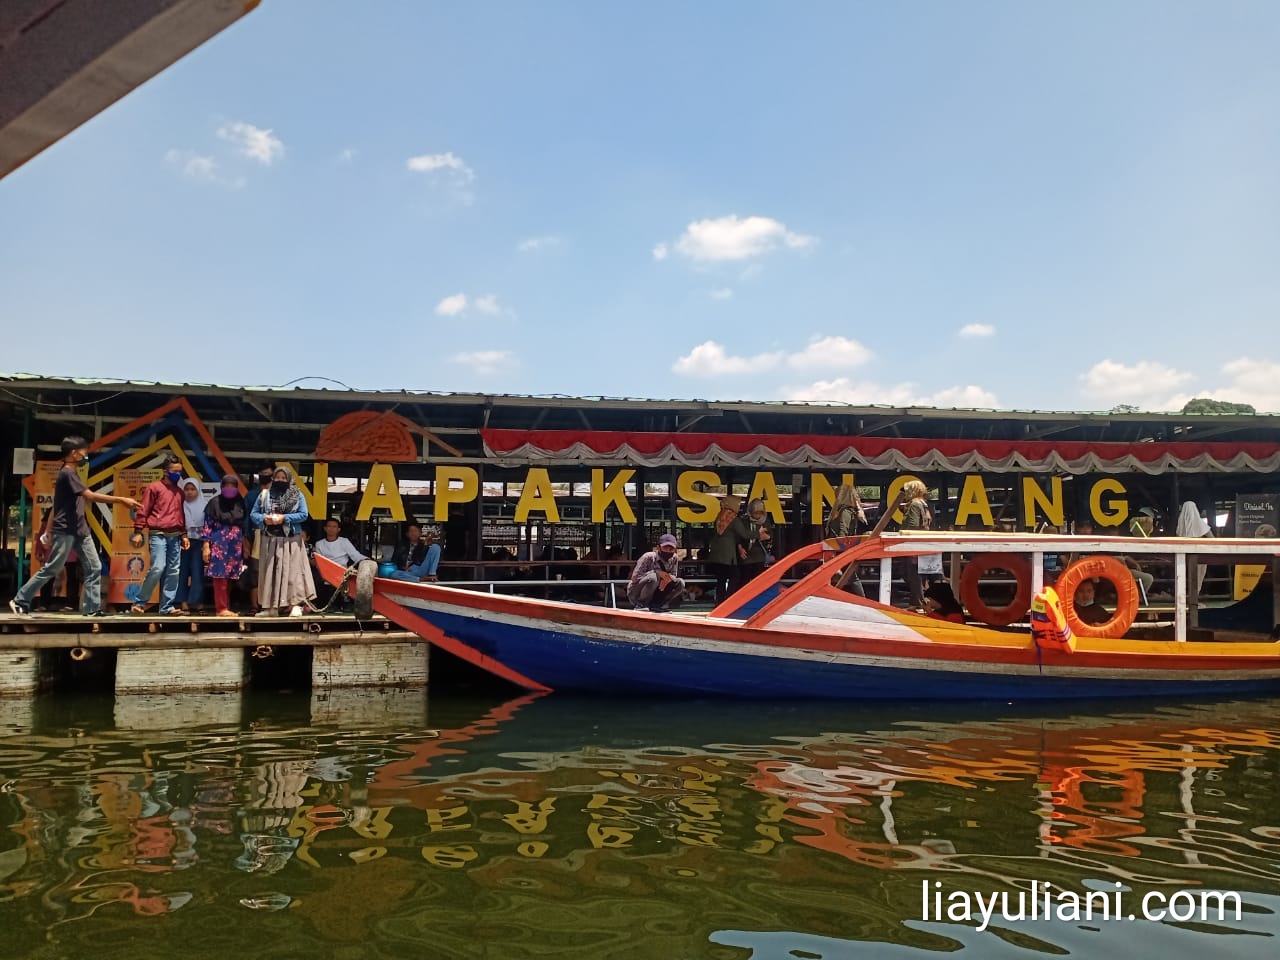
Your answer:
[1,694,1278,958]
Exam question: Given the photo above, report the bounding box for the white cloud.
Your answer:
[435,294,468,317]
[434,292,514,319]
[959,323,995,338]
[164,149,244,188]
[709,287,733,301]
[787,335,872,371]
[451,350,515,375]
[926,385,1002,408]
[336,147,356,164]
[518,235,560,253]
[652,243,669,261]
[673,335,873,377]
[165,149,217,181]
[216,121,284,165]
[407,151,475,181]
[670,215,815,261]
[1079,359,1195,409]
[672,340,783,376]
[1196,358,1280,413]
[781,377,999,409]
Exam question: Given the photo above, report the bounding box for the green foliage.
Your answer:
[1180,397,1256,415]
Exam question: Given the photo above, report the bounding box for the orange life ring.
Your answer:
[1056,555,1138,638]
[958,553,1033,626]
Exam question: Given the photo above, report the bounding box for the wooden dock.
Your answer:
[0,610,412,647]
[0,611,429,698]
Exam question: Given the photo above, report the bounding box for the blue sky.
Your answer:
[3,1,1279,412]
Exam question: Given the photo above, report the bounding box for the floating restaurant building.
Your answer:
[1,374,1278,591]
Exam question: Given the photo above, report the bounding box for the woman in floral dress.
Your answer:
[201,474,246,617]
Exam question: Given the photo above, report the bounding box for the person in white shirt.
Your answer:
[313,518,368,567]
[312,518,368,611]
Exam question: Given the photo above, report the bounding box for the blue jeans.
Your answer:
[387,543,441,582]
[15,533,102,613]
[137,533,183,612]
[177,539,205,607]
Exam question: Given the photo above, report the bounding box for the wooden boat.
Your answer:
[316,532,1280,699]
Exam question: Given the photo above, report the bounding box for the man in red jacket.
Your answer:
[129,453,190,615]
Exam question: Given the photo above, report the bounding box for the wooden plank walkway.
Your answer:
[0,612,416,648]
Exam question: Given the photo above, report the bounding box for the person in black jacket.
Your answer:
[392,522,429,572]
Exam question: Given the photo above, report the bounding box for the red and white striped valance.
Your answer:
[480,429,1280,475]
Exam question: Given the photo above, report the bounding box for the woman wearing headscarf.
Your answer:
[705,495,742,603]
[250,467,316,616]
[177,479,209,612]
[202,474,246,617]
[1176,500,1213,594]
[732,499,773,592]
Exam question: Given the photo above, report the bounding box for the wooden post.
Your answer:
[312,642,427,689]
[115,647,249,693]
[0,650,54,697]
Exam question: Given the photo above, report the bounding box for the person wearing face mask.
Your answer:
[250,468,316,616]
[241,468,273,610]
[176,479,209,612]
[129,453,189,615]
[732,499,774,593]
[201,475,247,617]
[627,533,685,613]
[10,436,140,617]
[1072,578,1111,626]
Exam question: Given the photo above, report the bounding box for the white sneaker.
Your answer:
[289,605,304,617]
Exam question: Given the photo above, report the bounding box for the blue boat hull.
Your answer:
[407,604,1280,701]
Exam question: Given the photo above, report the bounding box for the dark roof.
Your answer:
[2,373,1277,469]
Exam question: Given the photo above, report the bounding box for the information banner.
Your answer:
[1233,492,1278,600]
[109,467,162,605]
[28,462,63,578]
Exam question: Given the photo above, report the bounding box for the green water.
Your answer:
[1,691,1278,959]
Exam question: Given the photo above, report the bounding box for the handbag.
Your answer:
[34,534,52,565]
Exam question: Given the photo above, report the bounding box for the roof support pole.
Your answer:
[1174,554,1188,642]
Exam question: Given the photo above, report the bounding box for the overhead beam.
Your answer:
[1,0,259,179]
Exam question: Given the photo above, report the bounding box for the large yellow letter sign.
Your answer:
[1021,476,1064,529]
[1090,478,1128,528]
[515,468,561,523]
[676,471,721,523]
[355,463,406,521]
[591,469,636,523]
[434,466,479,520]
[953,475,994,527]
